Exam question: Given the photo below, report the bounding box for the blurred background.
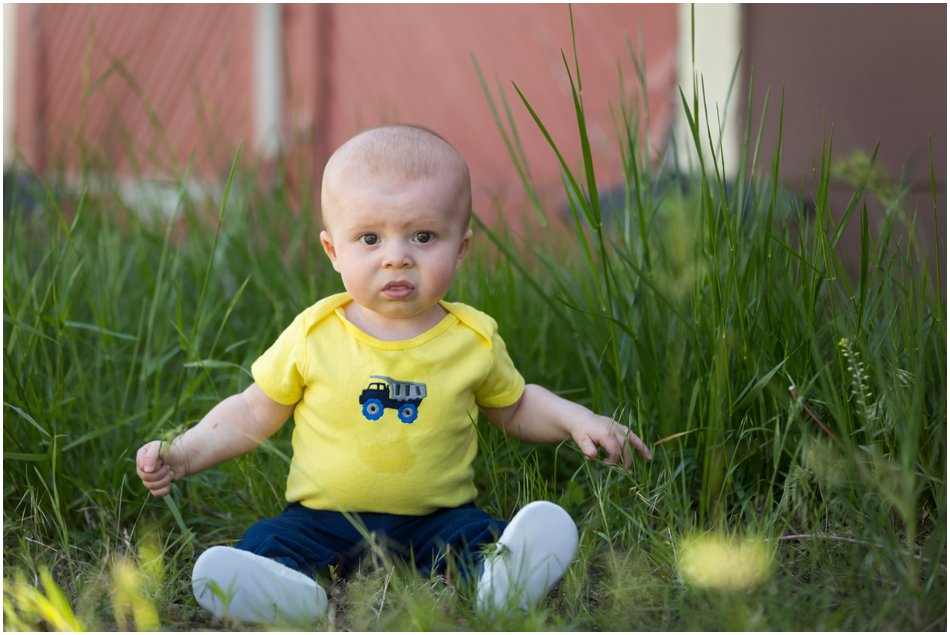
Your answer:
[3,3,946,265]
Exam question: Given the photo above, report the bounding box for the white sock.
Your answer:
[476,501,579,616]
[192,546,328,626]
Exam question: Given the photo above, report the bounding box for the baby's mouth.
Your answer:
[382,281,415,300]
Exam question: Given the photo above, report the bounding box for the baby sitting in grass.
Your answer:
[136,124,652,626]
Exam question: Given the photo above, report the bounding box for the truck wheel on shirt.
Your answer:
[397,403,418,424]
[362,399,384,421]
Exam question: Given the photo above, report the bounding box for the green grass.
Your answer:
[3,13,946,631]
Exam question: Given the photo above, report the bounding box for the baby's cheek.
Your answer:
[431,267,458,293]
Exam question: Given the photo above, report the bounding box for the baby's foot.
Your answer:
[476,501,578,616]
[192,546,328,626]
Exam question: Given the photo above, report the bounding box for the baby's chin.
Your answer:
[350,297,447,331]
[374,299,445,322]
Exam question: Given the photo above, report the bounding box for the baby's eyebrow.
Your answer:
[346,222,379,233]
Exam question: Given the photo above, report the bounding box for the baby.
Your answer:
[136,124,651,626]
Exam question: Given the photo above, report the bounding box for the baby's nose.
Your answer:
[382,245,412,268]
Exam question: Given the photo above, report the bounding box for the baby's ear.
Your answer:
[455,226,473,269]
[319,230,341,271]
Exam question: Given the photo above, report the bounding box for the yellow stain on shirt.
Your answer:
[357,429,416,473]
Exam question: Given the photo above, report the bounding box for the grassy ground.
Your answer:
[3,18,946,632]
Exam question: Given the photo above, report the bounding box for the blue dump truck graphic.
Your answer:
[359,375,427,424]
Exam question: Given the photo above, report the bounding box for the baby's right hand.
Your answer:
[136,440,181,497]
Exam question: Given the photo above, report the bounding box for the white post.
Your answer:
[255,3,282,158]
[674,3,743,178]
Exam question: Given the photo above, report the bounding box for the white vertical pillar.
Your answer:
[4,4,16,166]
[255,3,282,158]
[674,3,743,177]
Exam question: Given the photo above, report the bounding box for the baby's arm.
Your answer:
[136,383,294,496]
[482,384,652,468]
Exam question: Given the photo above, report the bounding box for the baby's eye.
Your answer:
[412,231,435,244]
[358,233,380,246]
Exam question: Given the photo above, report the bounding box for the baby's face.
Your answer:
[320,172,472,335]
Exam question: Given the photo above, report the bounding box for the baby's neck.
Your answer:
[343,302,448,341]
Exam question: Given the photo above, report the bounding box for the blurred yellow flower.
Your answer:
[112,558,160,631]
[677,533,772,590]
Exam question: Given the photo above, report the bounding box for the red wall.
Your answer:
[12,4,679,220]
[743,4,946,273]
[286,4,677,217]
[14,4,255,179]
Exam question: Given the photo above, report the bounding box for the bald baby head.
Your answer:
[321,125,472,229]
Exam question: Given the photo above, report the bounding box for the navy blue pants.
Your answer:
[235,502,507,581]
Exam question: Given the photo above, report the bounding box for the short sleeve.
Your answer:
[251,313,307,406]
[475,329,525,409]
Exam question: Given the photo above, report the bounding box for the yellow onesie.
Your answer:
[251,293,526,515]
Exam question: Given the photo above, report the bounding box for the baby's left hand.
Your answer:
[483,384,653,467]
[571,413,652,468]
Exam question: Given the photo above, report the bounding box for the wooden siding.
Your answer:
[743,4,946,271]
[12,4,678,220]
[305,4,677,216]
[14,4,255,177]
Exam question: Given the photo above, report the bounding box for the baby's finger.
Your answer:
[141,469,174,496]
[600,432,624,465]
[136,441,163,474]
[137,463,169,485]
[616,431,633,469]
[626,430,653,461]
[148,479,173,497]
[136,459,165,477]
[577,435,599,460]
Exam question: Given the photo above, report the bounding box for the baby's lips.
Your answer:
[382,281,415,299]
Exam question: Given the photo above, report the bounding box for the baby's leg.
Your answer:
[388,502,578,614]
[233,503,358,575]
[193,504,363,626]
[391,504,508,580]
